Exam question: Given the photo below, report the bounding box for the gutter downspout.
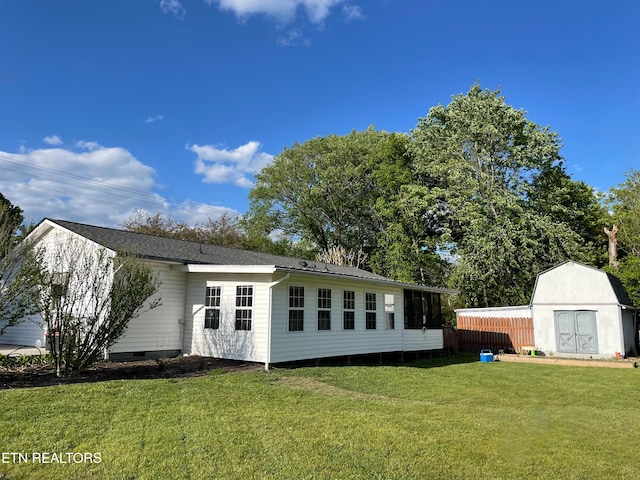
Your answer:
[265,272,290,371]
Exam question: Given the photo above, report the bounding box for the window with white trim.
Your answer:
[235,285,253,330]
[317,288,331,330]
[343,290,355,330]
[365,293,377,330]
[384,293,395,330]
[204,286,221,329]
[289,286,304,331]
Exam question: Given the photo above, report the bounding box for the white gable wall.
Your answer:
[531,262,620,305]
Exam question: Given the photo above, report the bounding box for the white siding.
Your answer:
[110,262,185,354]
[532,304,624,358]
[402,329,443,351]
[531,262,629,358]
[185,273,273,362]
[532,262,619,305]
[269,274,433,364]
[456,306,532,318]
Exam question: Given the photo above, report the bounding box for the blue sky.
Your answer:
[1,0,638,228]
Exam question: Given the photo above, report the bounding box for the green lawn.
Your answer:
[1,355,638,479]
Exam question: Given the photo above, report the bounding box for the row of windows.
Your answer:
[203,285,397,332]
[288,287,394,332]
[205,285,253,331]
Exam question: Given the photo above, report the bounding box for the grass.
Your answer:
[1,354,639,479]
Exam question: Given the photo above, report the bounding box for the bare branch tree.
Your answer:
[316,245,368,269]
[36,237,161,376]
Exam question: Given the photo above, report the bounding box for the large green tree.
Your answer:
[246,127,447,283]
[604,169,640,306]
[410,84,599,306]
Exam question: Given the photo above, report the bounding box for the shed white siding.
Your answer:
[531,262,620,306]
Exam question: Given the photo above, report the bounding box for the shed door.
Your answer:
[554,311,598,354]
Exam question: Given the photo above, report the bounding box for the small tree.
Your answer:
[1,197,43,336]
[36,237,160,376]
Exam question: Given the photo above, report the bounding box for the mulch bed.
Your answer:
[0,356,263,390]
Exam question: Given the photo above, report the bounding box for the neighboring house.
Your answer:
[456,261,638,358]
[1,219,452,368]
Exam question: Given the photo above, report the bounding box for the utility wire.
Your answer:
[0,153,236,223]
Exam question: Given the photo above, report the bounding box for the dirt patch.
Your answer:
[0,355,263,390]
[496,354,638,369]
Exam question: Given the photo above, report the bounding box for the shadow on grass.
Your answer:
[276,351,480,370]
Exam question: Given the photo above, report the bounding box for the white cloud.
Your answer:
[160,0,186,18]
[0,142,233,228]
[75,140,102,151]
[206,0,348,24]
[277,28,310,47]
[189,141,274,188]
[43,135,63,146]
[341,4,364,21]
[144,114,164,123]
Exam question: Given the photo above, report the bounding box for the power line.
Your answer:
[0,153,237,223]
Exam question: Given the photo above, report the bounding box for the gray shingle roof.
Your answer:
[48,219,449,291]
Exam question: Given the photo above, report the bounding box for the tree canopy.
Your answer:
[242,87,610,301]
[409,84,604,306]
[245,127,448,284]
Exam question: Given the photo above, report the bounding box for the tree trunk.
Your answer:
[604,225,619,268]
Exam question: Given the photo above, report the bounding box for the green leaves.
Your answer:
[410,84,599,306]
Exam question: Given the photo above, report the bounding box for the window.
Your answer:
[403,290,442,329]
[384,294,395,330]
[317,288,331,330]
[365,293,377,330]
[204,286,221,329]
[343,290,355,330]
[289,286,304,331]
[235,285,253,330]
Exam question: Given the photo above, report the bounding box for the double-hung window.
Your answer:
[384,294,395,330]
[204,286,221,329]
[365,293,377,330]
[343,290,355,330]
[317,288,331,330]
[235,285,253,331]
[289,286,304,331]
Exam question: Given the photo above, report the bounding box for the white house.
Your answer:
[1,219,452,368]
[456,260,638,359]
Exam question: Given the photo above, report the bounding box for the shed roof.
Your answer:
[533,260,634,307]
[44,219,452,293]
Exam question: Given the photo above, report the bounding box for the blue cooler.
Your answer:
[480,349,494,362]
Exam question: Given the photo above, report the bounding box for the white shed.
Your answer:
[456,260,638,359]
[531,261,637,359]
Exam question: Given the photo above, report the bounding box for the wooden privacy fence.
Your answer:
[457,315,534,353]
